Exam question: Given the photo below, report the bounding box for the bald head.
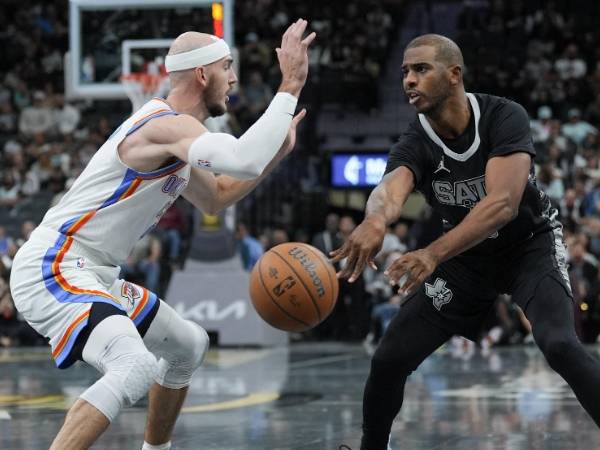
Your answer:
[406,34,464,70]
[168,31,218,57]
[165,31,236,118]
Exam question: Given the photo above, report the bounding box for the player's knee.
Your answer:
[371,347,415,377]
[180,320,210,369]
[535,332,579,368]
[81,348,158,422]
[120,351,159,405]
[156,321,209,389]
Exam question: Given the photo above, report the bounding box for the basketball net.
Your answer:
[121,60,169,112]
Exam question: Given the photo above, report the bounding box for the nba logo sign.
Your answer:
[76,257,86,269]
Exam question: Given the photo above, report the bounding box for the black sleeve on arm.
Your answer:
[488,100,535,159]
[384,133,428,190]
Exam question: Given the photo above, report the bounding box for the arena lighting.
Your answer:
[212,2,224,38]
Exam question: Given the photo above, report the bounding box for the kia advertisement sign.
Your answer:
[166,258,288,347]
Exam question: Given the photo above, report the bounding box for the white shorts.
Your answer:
[10,227,159,368]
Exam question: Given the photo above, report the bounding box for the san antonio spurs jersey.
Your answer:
[385,92,554,256]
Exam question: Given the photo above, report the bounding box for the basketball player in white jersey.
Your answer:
[10,19,315,450]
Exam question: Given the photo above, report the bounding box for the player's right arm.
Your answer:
[330,166,415,282]
[135,19,315,180]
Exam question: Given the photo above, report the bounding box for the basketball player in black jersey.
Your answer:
[331,34,600,450]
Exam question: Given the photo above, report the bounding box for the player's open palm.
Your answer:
[384,248,438,294]
[330,218,386,283]
[276,19,316,91]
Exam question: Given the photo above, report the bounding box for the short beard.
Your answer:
[417,78,452,117]
[204,77,226,117]
[207,101,226,117]
[418,90,450,117]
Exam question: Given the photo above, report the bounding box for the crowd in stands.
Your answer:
[3,0,600,354]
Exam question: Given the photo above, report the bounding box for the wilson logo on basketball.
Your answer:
[288,247,325,297]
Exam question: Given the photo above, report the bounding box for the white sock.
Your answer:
[142,441,171,450]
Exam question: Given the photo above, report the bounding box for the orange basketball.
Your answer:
[249,242,339,332]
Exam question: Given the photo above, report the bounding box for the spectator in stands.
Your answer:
[311,213,342,258]
[156,199,189,269]
[568,237,599,300]
[580,266,600,343]
[238,71,273,129]
[269,228,290,248]
[480,295,532,350]
[559,188,582,232]
[120,233,162,293]
[0,226,17,271]
[392,221,414,251]
[0,172,20,208]
[530,105,553,143]
[562,108,597,146]
[18,90,54,136]
[0,101,17,134]
[234,222,263,272]
[536,161,564,203]
[16,220,36,248]
[0,278,17,347]
[54,95,80,135]
[28,145,54,189]
[337,215,369,340]
[240,32,272,75]
[555,44,587,80]
[0,277,45,347]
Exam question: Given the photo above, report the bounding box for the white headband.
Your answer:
[165,37,231,73]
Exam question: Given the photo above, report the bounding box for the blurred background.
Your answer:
[2,0,600,354]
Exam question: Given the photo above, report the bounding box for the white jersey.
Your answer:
[40,98,190,266]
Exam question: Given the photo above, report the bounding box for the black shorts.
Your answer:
[409,229,573,340]
[60,300,160,368]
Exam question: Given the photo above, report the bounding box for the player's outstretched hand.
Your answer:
[384,248,439,294]
[329,218,386,283]
[276,19,316,96]
[280,109,307,157]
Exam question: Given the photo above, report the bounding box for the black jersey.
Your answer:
[385,92,555,256]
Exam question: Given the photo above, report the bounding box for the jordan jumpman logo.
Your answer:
[434,155,451,174]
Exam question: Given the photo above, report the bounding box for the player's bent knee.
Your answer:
[156,321,209,389]
[121,351,159,405]
[536,333,580,368]
[80,331,159,422]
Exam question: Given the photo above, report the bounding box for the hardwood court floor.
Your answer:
[1,341,600,449]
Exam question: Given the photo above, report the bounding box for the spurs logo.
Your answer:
[425,278,453,311]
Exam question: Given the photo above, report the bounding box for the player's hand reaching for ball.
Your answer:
[277,19,316,97]
[330,217,386,283]
[384,248,439,294]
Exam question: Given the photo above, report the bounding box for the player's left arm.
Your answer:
[182,109,306,214]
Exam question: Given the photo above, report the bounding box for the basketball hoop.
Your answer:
[121,69,169,112]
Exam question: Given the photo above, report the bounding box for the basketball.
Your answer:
[249,242,339,332]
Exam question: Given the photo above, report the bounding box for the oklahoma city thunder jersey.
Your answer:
[40,98,190,266]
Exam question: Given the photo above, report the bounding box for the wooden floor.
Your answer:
[1,342,599,449]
